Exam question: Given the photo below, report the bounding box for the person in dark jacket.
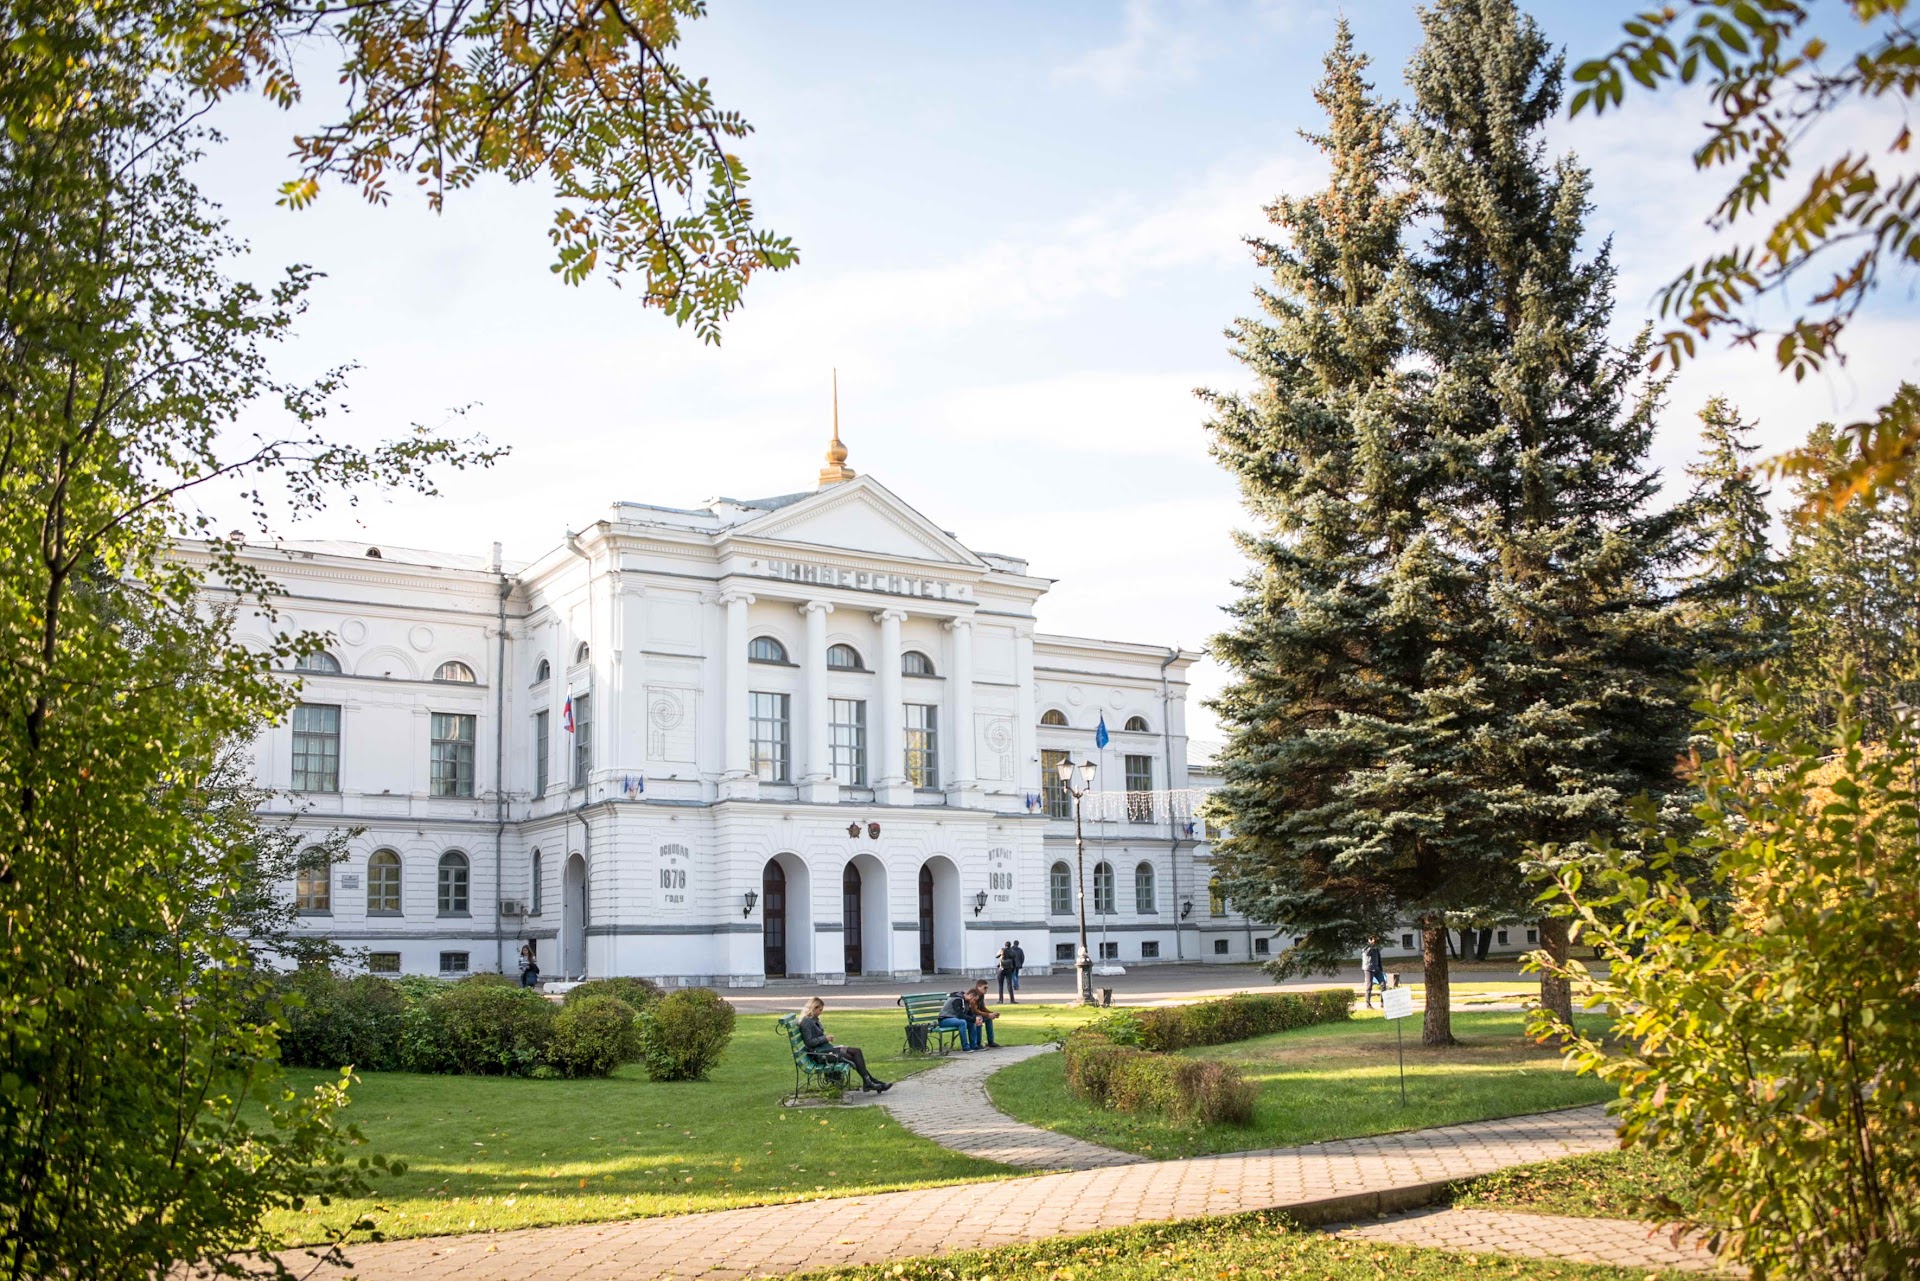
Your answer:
[936,989,983,1051]
[1009,940,1025,1001]
[996,941,1017,1004]
[964,980,1000,1047]
[1362,937,1387,1009]
[796,997,889,1091]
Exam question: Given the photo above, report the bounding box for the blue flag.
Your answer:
[1095,713,1110,749]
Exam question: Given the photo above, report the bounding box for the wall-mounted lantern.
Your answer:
[743,889,759,918]
[972,890,989,917]
[1180,899,1193,919]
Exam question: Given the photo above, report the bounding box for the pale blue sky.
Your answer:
[197,2,1919,738]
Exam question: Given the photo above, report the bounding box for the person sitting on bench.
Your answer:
[964,980,1000,1048]
[797,997,890,1092]
[937,989,983,1051]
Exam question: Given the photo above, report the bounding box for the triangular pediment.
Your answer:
[727,477,987,568]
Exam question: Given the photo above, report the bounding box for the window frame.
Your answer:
[530,849,543,916]
[1040,708,1068,727]
[1208,876,1226,917]
[1140,940,1160,959]
[571,693,592,787]
[533,657,551,684]
[1092,861,1115,915]
[828,697,868,786]
[1048,861,1073,916]
[1124,753,1154,823]
[294,651,342,674]
[437,851,471,916]
[438,950,470,975]
[367,952,402,974]
[291,702,341,793]
[749,691,792,783]
[901,650,936,676]
[433,660,477,683]
[1134,860,1156,914]
[430,712,478,798]
[825,643,865,671]
[294,860,331,914]
[573,642,591,665]
[366,849,402,915]
[534,709,550,794]
[904,702,940,788]
[1124,715,1150,732]
[747,636,790,665]
[1041,749,1071,819]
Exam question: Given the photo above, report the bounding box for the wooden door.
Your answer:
[842,863,862,976]
[762,860,787,978]
[917,864,935,973]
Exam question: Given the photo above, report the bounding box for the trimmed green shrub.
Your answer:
[455,971,517,987]
[1085,1009,1146,1047]
[272,969,408,1071]
[563,976,663,1012]
[1062,1033,1257,1125]
[636,987,735,1081]
[413,982,556,1076]
[1133,989,1350,1052]
[548,996,644,1078]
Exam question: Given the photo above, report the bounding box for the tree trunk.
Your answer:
[1537,915,1573,1029]
[1475,927,1492,961]
[1421,923,1455,1046]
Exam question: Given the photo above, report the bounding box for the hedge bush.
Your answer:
[547,995,644,1078]
[274,968,409,1071]
[563,976,663,1012]
[636,987,735,1082]
[1133,989,1350,1052]
[1063,1033,1257,1125]
[416,981,556,1076]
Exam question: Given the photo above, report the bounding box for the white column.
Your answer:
[945,617,976,801]
[800,600,836,801]
[874,608,909,804]
[718,591,756,799]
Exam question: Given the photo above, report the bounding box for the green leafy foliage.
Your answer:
[564,976,664,1012]
[1062,1033,1259,1126]
[407,982,557,1077]
[1536,673,1920,1279]
[636,987,737,1082]
[273,970,411,1073]
[1446,1148,1697,1222]
[547,996,645,1080]
[1131,990,1351,1053]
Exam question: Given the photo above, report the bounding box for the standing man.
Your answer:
[1009,938,1025,1002]
[996,940,1016,1004]
[1362,936,1386,1009]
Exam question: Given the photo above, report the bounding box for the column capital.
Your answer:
[798,600,836,617]
[714,589,756,606]
[873,608,910,624]
[943,616,973,633]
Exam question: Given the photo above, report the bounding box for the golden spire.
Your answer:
[818,367,856,487]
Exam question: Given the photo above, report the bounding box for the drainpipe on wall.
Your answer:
[492,543,512,976]
[563,531,594,979]
[1159,648,1183,963]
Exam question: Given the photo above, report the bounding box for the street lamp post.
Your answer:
[1056,755,1099,1005]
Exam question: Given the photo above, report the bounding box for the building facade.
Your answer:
[219,445,1278,983]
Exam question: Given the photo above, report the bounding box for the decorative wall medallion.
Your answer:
[978,714,1014,782]
[1109,689,1125,710]
[407,625,434,652]
[1066,684,1084,706]
[340,619,368,646]
[647,685,697,762]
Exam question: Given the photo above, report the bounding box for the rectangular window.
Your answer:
[904,703,939,788]
[829,698,868,786]
[438,951,469,975]
[1526,928,1538,944]
[1041,749,1071,819]
[294,865,330,913]
[750,692,791,783]
[534,710,550,794]
[1048,863,1072,915]
[1135,863,1156,914]
[1497,929,1510,947]
[1140,940,1160,959]
[571,693,592,787]
[1055,942,1074,963]
[1099,941,1119,960]
[1213,938,1230,956]
[1402,932,1415,950]
[1254,936,1271,955]
[291,703,341,792]
[368,952,401,974]
[1125,754,1154,823]
[430,712,477,798]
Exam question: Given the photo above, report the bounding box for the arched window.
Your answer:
[901,650,935,676]
[1040,709,1068,727]
[534,658,551,683]
[530,849,543,915]
[1208,876,1226,917]
[367,850,402,914]
[438,851,470,916]
[433,660,477,683]
[1135,861,1156,914]
[1093,861,1115,915]
[826,643,864,671]
[748,636,789,664]
[1049,862,1073,916]
[294,859,330,912]
[295,651,341,674]
[574,642,591,665]
[1124,715,1150,732]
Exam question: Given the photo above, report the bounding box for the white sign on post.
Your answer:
[1381,987,1414,1020]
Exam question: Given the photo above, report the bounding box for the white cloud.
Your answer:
[1052,0,1204,96]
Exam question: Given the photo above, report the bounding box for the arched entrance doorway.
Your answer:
[763,859,788,978]
[562,853,587,979]
[919,856,961,973]
[917,865,935,973]
[843,863,863,975]
[845,853,887,977]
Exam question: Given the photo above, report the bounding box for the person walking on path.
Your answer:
[1009,939,1025,1001]
[1362,936,1386,1009]
[797,997,890,1091]
[937,989,983,1051]
[965,980,1000,1048]
[996,941,1017,1004]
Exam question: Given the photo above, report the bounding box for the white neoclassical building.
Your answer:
[210,435,1278,984]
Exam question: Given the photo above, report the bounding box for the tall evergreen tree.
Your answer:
[1680,397,1784,667]
[1206,24,1494,1046]
[1402,0,1699,1028]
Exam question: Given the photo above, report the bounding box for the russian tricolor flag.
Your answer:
[562,695,575,733]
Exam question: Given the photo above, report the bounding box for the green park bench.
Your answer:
[776,1014,853,1102]
[896,991,961,1056]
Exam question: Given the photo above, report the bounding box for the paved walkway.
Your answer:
[855,1043,1132,1170]
[1330,1206,1724,1273]
[279,1106,1617,1280]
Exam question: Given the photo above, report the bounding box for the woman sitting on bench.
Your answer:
[798,997,890,1092]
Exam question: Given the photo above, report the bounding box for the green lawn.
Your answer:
[793,1208,1686,1281]
[267,1003,1098,1246]
[985,1010,1616,1159]
[1448,1148,1698,1221]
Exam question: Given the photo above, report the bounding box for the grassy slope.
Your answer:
[792,1208,1686,1281]
[985,1010,1616,1160]
[267,1003,1099,1246]
[1448,1148,1697,1221]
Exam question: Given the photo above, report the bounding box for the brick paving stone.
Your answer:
[247,1105,1618,1280]
[1330,1207,1726,1273]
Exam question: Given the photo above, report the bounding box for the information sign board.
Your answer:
[1381,987,1414,1020]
